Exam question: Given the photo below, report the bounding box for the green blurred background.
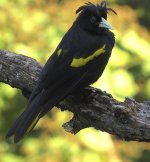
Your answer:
[0,0,150,162]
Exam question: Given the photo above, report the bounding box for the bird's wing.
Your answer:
[28,28,108,106]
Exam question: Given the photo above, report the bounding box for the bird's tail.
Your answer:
[6,107,41,143]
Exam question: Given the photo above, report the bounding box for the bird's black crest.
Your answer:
[76,0,117,19]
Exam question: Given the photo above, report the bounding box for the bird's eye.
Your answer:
[90,16,97,23]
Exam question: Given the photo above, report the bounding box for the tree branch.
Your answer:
[0,49,150,142]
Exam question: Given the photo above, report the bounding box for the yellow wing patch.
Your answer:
[70,44,106,68]
[26,113,40,133]
[57,49,62,56]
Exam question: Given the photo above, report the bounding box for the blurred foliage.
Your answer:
[115,0,150,29]
[0,0,150,162]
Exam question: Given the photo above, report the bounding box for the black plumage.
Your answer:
[6,0,116,143]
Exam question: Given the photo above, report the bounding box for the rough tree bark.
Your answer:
[0,49,150,142]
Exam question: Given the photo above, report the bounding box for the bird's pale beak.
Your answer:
[99,17,113,30]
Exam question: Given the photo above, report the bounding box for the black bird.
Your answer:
[6,0,116,143]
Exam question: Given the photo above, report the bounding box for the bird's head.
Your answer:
[75,0,117,34]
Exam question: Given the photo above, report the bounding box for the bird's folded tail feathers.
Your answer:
[6,71,88,143]
[6,112,25,139]
[6,108,41,143]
